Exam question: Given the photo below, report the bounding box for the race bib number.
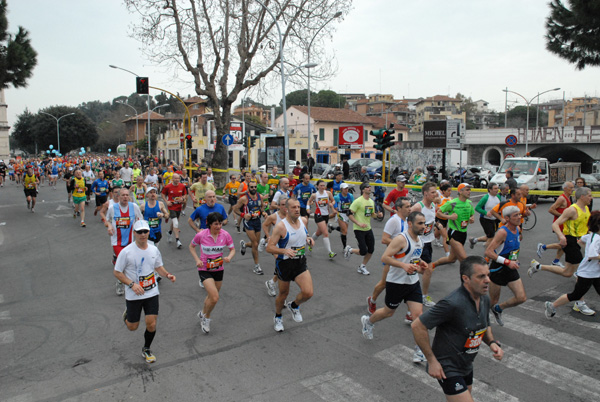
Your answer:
[460,220,468,229]
[341,202,351,211]
[509,249,519,261]
[424,222,434,235]
[124,181,132,187]
[464,329,486,353]
[116,217,131,229]
[206,256,223,270]
[263,199,270,207]
[148,217,160,228]
[318,198,328,207]
[251,210,261,218]
[85,177,92,183]
[137,192,144,200]
[174,196,184,204]
[333,190,341,196]
[27,183,35,189]
[292,245,306,258]
[302,192,311,200]
[364,206,374,217]
[99,187,107,193]
[230,187,237,195]
[138,272,156,291]
[75,187,85,195]
[408,258,421,275]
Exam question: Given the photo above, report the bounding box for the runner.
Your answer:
[206,167,215,184]
[161,165,174,187]
[141,187,168,245]
[257,172,273,216]
[120,162,133,188]
[233,180,266,275]
[91,171,109,218]
[111,171,124,190]
[144,167,160,190]
[0,159,6,187]
[537,181,575,268]
[82,164,95,205]
[189,212,235,334]
[267,166,280,201]
[130,175,147,209]
[361,211,428,363]
[114,220,176,364]
[484,206,527,326]
[235,171,253,232]
[266,198,315,332]
[189,170,216,209]
[545,210,600,319]
[107,187,143,295]
[63,167,74,204]
[488,188,526,230]
[307,180,337,259]
[326,171,345,198]
[469,182,500,250]
[161,173,188,249]
[412,256,503,401]
[433,181,452,253]
[330,183,354,249]
[428,183,476,305]
[292,172,316,225]
[188,190,228,231]
[71,169,88,227]
[262,196,291,296]
[382,175,409,215]
[366,196,411,316]
[223,173,240,216]
[344,182,384,275]
[270,177,291,212]
[23,166,39,212]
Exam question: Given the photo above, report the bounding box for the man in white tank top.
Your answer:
[361,211,429,363]
[266,198,315,332]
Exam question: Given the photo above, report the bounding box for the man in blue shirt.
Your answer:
[187,190,228,231]
[327,171,345,197]
[91,171,109,218]
[293,172,316,218]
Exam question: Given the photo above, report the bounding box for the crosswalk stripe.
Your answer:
[301,371,388,402]
[502,315,600,361]
[482,345,600,401]
[375,345,520,402]
[0,330,14,345]
[0,310,10,320]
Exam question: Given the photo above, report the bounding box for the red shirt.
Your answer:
[384,188,409,215]
[288,178,298,191]
[161,183,188,211]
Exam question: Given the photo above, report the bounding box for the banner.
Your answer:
[266,137,285,172]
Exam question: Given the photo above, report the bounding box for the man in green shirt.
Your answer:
[428,183,475,304]
[344,183,383,275]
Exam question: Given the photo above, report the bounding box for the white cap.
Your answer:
[133,220,150,232]
[145,186,157,195]
[340,183,349,189]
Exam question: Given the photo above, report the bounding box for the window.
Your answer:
[333,129,338,146]
[319,128,325,141]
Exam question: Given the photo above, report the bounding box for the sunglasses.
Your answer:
[136,230,150,234]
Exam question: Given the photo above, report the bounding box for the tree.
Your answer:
[0,0,37,89]
[12,106,98,154]
[546,0,600,70]
[499,106,548,129]
[314,89,345,108]
[125,0,350,171]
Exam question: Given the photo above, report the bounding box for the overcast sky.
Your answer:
[5,0,598,133]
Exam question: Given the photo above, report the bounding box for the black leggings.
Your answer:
[567,276,600,302]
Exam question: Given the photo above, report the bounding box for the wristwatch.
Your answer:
[128,282,135,289]
[490,340,501,348]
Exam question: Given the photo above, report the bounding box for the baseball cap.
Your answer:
[133,220,150,232]
[340,183,349,189]
[145,187,157,195]
[251,169,257,174]
[457,183,472,191]
[359,182,371,192]
[396,175,407,182]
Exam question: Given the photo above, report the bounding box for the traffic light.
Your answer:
[136,77,149,94]
[381,127,396,150]
[250,135,259,148]
[185,134,192,149]
[370,129,386,150]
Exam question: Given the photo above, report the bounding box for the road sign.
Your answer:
[446,120,461,149]
[222,133,234,146]
[505,135,518,147]
[505,153,515,158]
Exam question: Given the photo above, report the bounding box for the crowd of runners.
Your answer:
[3,154,599,401]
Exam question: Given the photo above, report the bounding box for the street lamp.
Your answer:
[502,87,560,154]
[117,101,139,154]
[39,112,75,154]
[303,11,342,161]
[109,64,153,157]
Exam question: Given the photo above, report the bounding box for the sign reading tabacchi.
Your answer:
[339,125,365,149]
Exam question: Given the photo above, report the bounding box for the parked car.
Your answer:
[312,162,331,176]
[365,160,392,179]
[346,158,379,180]
[580,174,600,191]
[258,159,297,173]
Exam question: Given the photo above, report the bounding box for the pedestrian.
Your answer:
[307,153,315,176]
[114,220,176,364]
[411,256,504,401]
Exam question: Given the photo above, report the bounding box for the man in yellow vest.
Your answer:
[23,166,39,212]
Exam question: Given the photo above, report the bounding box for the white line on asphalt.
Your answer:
[482,345,600,401]
[0,330,14,344]
[502,315,600,361]
[375,345,520,402]
[301,371,389,402]
[0,310,10,320]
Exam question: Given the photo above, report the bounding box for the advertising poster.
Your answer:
[266,136,285,171]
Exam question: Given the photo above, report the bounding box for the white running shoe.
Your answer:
[361,315,373,340]
[544,301,556,319]
[404,311,413,325]
[176,239,182,249]
[573,301,596,316]
[274,315,284,332]
[423,295,436,307]
[253,264,264,275]
[198,312,210,334]
[116,281,125,296]
[357,265,370,275]
[240,240,247,256]
[468,237,477,249]
[286,301,303,322]
[199,279,205,289]
[168,232,173,243]
[413,346,426,363]
[537,243,545,259]
[528,259,541,278]
[551,260,565,268]
[265,279,277,297]
[258,238,267,252]
[344,245,352,260]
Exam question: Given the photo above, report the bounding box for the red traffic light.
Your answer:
[185,134,192,140]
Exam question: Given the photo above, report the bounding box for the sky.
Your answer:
[5,0,599,133]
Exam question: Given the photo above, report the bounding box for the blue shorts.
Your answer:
[243,218,262,232]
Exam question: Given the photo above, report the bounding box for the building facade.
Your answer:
[412,95,466,133]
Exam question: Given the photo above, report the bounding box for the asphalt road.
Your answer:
[1,182,599,402]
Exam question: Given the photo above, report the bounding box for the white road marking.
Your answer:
[301,371,388,402]
[0,330,14,344]
[375,345,520,402]
[482,345,600,401]
[0,310,10,320]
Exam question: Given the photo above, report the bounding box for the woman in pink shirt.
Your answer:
[189,212,235,334]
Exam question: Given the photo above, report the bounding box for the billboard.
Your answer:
[338,125,365,149]
[265,136,285,172]
[423,121,447,148]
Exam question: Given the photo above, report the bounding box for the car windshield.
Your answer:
[499,160,538,174]
[367,161,382,168]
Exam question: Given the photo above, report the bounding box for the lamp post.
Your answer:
[304,11,342,161]
[502,87,560,155]
[117,101,139,154]
[40,112,75,154]
[109,64,152,157]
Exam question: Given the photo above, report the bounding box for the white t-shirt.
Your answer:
[114,242,164,300]
[120,167,133,182]
[383,214,407,238]
[576,233,600,278]
[145,174,159,186]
